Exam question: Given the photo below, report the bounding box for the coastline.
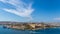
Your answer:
[2,23,58,30]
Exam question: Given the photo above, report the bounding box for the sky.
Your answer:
[0,0,60,22]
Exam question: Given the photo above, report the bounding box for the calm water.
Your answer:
[0,25,60,34]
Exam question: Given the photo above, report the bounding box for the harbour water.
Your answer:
[0,25,60,34]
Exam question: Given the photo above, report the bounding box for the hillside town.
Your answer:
[0,21,59,30]
[3,23,51,30]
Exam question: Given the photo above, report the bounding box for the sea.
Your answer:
[0,25,60,34]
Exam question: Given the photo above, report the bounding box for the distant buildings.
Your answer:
[1,21,60,30]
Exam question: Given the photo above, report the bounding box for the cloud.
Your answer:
[0,0,34,20]
[54,18,60,20]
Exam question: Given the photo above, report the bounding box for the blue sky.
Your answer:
[0,0,60,22]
